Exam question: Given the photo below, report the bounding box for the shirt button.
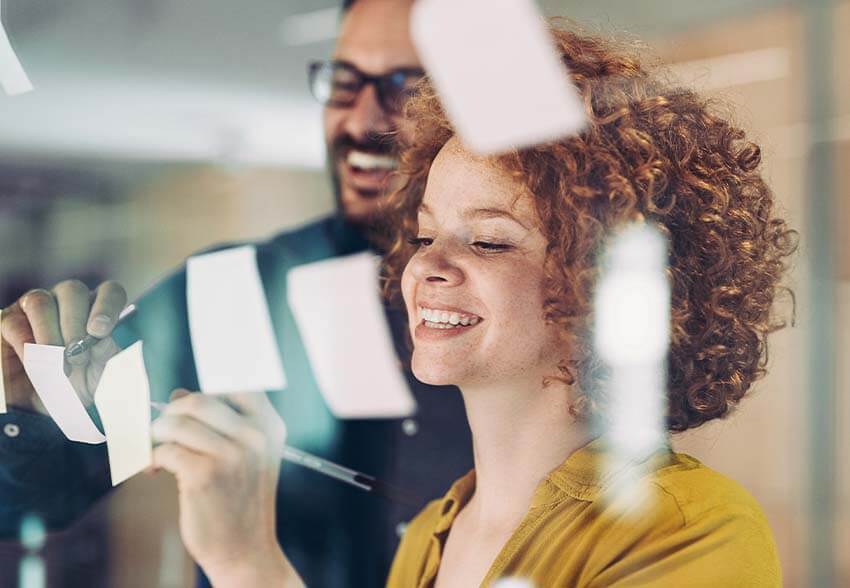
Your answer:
[401,418,418,436]
[4,423,20,438]
[395,521,408,538]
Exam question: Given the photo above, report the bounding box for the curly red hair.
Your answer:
[381,25,797,432]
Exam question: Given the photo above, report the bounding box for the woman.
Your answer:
[152,25,795,588]
[376,26,795,587]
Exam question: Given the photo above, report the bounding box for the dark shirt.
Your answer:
[0,214,473,587]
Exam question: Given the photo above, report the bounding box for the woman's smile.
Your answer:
[415,305,484,339]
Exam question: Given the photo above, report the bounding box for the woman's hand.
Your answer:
[151,390,303,587]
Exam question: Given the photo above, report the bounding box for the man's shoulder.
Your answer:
[193,215,338,258]
[177,215,356,279]
[257,214,368,267]
[261,215,339,250]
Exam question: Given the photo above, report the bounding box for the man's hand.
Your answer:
[0,280,126,413]
[151,390,303,587]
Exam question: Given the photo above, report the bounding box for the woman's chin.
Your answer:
[411,359,466,387]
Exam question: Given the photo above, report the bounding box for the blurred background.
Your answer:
[0,0,847,586]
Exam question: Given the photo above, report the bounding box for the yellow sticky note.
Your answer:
[95,341,152,485]
[0,309,6,414]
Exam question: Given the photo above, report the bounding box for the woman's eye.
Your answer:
[472,241,512,252]
[407,236,434,247]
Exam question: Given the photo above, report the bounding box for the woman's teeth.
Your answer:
[418,307,481,329]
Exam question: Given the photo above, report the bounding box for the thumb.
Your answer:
[169,388,192,402]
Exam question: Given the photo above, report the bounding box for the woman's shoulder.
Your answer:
[650,451,772,528]
[594,451,782,586]
[560,450,782,586]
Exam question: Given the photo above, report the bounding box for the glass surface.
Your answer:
[0,1,846,586]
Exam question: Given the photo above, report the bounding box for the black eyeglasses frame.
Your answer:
[307,60,426,114]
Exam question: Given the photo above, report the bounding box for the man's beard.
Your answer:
[327,131,399,222]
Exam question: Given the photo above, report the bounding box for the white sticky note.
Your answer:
[0,17,33,96]
[187,246,287,394]
[22,344,105,444]
[411,0,585,154]
[95,342,152,486]
[288,252,416,419]
[0,309,7,414]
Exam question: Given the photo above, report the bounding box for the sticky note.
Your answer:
[95,342,152,486]
[187,246,287,394]
[288,252,416,419]
[22,344,105,444]
[411,0,585,154]
[0,16,33,96]
[0,309,7,414]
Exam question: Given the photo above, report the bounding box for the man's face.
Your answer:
[325,0,419,225]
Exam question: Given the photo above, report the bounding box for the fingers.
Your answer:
[161,392,260,448]
[51,280,93,365]
[19,289,62,347]
[152,413,237,459]
[87,281,127,338]
[152,443,214,484]
[1,301,35,361]
[170,389,191,402]
[52,279,91,347]
[2,278,125,359]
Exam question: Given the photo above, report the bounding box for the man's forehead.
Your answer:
[334,0,420,73]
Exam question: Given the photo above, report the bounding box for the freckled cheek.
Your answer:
[483,264,548,343]
[496,264,547,319]
[400,268,417,325]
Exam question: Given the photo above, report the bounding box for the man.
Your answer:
[0,0,473,585]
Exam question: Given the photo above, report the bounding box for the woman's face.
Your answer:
[401,138,563,388]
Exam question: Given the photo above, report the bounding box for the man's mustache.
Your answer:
[330,133,398,162]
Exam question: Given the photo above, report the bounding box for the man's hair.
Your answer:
[381,24,797,433]
[342,0,356,12]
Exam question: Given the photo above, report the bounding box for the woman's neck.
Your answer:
[459,376,592,530]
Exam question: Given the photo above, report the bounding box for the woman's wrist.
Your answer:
[202,546,304,588]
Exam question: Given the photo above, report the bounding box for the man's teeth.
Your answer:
[418,307,481,328]
[347,150,397,171]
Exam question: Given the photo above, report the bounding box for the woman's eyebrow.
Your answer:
[417,203,531,230]
[463,207,530,230]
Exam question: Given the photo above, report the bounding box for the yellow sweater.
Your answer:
[387,439,781,587]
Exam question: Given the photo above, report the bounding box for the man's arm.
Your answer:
[0,409,111,537]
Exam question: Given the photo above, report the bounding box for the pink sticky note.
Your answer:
[411,0,585,154]
[187,246,287,394]
[288,252,416,419]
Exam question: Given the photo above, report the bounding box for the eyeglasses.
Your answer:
[308,60,426,115]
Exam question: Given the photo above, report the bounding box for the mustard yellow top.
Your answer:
[388,439,781,587]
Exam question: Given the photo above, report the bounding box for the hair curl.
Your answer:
[381,25,797,432]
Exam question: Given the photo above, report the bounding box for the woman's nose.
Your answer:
[409,243,465,286]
